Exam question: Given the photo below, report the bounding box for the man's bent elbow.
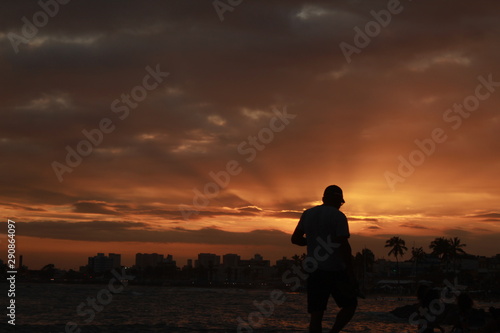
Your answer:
[291,235,306,246]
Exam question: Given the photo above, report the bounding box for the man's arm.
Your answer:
[291,224,307,246]
[337,237,355,277]
[335,212,354,276]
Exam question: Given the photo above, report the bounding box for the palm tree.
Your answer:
[449,237,466,274]
[385,236,408,288]
[429,237,451,259]
[410,246,426,278]
[291,253,306,268]
[361,248,375,271]
[429,237,452,271]
[355,248,375,291]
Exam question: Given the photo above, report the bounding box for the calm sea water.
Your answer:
[5,283,499,332]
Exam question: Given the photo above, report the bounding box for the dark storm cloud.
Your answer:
[467,212,500,220]
[73,201,120,215]
[17,220,291,246]
[365,226,381,230]
[0,202,46,212]
[399,223,430,230]
[175,208,258,220]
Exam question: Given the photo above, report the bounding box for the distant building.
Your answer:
[163,254,177,268]
[222,254,240,267]
[135,253,164,268]
[221,254,240,282]
[196,253,220,269]
[460,254,480,272]
[239,254,270,268]
[239,254,272,282]
[109,253,121,269]
[88,253,120,273]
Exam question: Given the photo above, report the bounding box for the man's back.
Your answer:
[298,205,350,271]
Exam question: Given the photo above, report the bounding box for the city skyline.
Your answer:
[2,1,500,270]
[6,239,500,271]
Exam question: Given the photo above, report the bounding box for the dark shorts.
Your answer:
[307,269,358,313]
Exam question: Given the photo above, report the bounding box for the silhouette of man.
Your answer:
[291,185,357,333]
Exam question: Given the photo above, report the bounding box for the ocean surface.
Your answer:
[3,283,499,332]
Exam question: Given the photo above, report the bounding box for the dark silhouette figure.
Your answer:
[416,285,445,333]
[291,185,357,333]
[448,293,494,332]
[451,293,474,333]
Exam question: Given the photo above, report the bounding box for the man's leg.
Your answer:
[328,270,359,333]
[310,311,324,333]
[330,304,356,333]
[307,270,329,332]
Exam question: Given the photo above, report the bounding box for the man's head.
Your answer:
[322,185,345,208]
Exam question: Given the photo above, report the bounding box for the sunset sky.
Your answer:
[1,0,499,270]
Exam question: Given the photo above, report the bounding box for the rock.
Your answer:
[390,304,419,319]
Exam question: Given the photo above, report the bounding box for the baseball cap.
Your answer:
[323,185,345,203]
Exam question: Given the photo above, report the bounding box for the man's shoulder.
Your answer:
[303,205,347,219]
[304,205,321,212]
[303,205,324,214]
[306,205,344,213]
